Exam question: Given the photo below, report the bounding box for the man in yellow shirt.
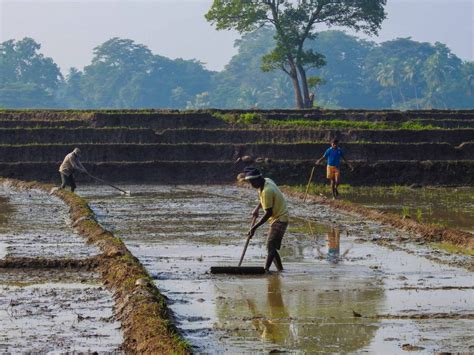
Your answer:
[245,167,289,272]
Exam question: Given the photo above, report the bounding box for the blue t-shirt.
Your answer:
[323,147,344,167]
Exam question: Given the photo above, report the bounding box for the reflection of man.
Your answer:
[59,148,87,192]
[246,276,291,344]
[327,228,340,264]
[317,228,349,264]
[244,167,289,273]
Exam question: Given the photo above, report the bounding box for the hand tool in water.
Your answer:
[210,216,265,275]
[87,173,131,196]
[303,166,315,202]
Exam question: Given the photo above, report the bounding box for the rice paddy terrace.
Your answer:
[0,109,473,185]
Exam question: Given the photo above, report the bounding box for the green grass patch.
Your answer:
[268,119,443,130]
[290,183,352,196]
[431,242,474,256]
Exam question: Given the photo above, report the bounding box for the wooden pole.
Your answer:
[238,216,258,267]
[303,167,315,202]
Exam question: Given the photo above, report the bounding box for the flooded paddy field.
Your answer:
[0,185,100,259]
[0,184,123,353]
[82,184,474,354]
[0,269,122,353]
[336,186,474,233]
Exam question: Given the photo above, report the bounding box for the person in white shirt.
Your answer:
[58,148,87,192]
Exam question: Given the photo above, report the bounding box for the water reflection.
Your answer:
[0,196,13,228]
[215,271,383,352]
[317,227,351,264]
[246,276,292,343]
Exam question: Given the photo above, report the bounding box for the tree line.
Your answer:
[1,31,472,109]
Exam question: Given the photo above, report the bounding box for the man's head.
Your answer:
[73,147,81,157]
[331,139,339,148]
[244,167,265,188]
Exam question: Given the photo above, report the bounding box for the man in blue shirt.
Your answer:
[315,139,353,199]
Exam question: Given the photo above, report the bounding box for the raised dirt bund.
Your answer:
[0,109,473,185]
[1,160,473,186]
[0,142,472,162]
[0,120,89,128]
[156,128,474,144]
[0,178,190,354]
[2,127,473,145]
[0,128,158,144]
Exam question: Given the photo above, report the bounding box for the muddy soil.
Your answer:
[0,185,100,259]
[157,128,474,145]
[0,269,122,353]
[0,183,123,353]
[339,186,474,234]
[1,142,472,162]
[82,184,474,354]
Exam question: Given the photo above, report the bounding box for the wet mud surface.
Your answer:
[0,185,100,259]
[340,186,474,233]
[0,184,123,353]
[82,184,474,354]
[0,269,122,353]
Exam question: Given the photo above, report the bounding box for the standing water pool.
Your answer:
[81,184,473,353]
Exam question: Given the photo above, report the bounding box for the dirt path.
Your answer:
[83,184,474,354]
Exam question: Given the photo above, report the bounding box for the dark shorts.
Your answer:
[60,173,76,190]
[266,221,288,251]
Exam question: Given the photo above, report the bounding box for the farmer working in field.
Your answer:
[244,167,289,273]
[58,148,87,192]
[315,139,353,199]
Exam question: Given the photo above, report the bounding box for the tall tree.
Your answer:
[81,38,154,108]
[206,0,386,108]
[0,37,62,108]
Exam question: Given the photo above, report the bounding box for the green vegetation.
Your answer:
[431,242,474,256]
[212,112,265,125]
[415,208,423,223]
[268,119,441,130]
[401,207,411,219]
[291,183,352,196]
[206,1,385,108]
[212,113,446,130]
[2,30,472,109]
[210,29,474,109]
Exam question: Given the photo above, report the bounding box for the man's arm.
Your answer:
[315,154,326,165]
[248,208,272,238]
[72,157,88,173]
[252,203,262,218]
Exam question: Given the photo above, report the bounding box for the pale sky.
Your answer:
[1,0,473,74]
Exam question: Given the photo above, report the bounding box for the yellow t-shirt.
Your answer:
[259,178,289,224]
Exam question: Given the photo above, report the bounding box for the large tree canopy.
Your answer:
[0,37,62,108]
[206,0,387,108]
[75,38,213,108]
[1,33,472,109]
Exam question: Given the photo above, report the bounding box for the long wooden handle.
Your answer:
[303,166,316,202]
[87,173,128,194]
[238,216,258,267]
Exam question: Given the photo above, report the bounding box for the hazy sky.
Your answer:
[1,0,473,74]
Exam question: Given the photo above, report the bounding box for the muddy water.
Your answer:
[0,196,12,259]
[339,186,474,233]
[0,269,122,353]
[83,184,474,353]
[0,184,123,353]
[0,184,100,259]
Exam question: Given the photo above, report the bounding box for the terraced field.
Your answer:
[0,109,472,185]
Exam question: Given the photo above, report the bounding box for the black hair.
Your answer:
[331,138,339,144]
